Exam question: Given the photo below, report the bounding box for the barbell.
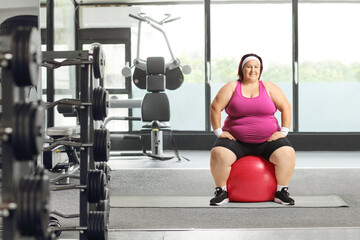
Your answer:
[48,211,108,240]
[47,86,109,121]
[50,169,108,204]
[43,128,111,162]
[41,43,105,80]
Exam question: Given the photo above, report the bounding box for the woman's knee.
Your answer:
[211,147,237,166]
[270,146,295,167]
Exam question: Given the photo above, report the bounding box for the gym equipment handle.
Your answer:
[129,14,146,22]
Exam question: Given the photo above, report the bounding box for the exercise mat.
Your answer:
[110,195,348,208]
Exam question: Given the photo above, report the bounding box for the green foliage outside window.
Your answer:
[179,52,360,83]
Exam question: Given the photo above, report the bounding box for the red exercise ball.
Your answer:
[227,155,277,202]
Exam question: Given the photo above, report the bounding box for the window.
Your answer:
[211,2,292,128]
[129,5,205,131]
[298,3,360,131]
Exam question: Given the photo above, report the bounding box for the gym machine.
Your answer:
[0,27,50,239]
[120,13,191,161]
[41,43,110,239]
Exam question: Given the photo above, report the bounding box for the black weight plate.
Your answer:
[93,170,100,203]
[12,27,40,87]
[17,177,28,233]
[88,212,96,240]
[104,128,111,162]
[25,177,35,235]
[33,177,41,233]
[102,90,109,120]
[100,129,106,162]
[13,103,33,160]
[92,87,101,121]
[93,129,101,161]
[165,66,184,90]
[31,104,45,156]
[92,44,105,79]
[96,200,110,223]
[132,67,147,89]
[87,170,95,203]
[96,162,110,180]
[99,171,106,200]
[12,104,23,159]
[12,28,26,85]
[22,103,33,159]
[88,170,100,203]
[94,129,109,162]
[88,211,107,240]
[27,27,41,86]
[38,175,50,238]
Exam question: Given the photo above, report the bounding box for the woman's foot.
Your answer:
[210,187,229,206]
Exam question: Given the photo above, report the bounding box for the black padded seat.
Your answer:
[141,93,170,123]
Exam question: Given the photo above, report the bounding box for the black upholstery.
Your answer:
[141,93,170,122]
[141,57,171,129]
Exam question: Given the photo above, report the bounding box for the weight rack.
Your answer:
[1,27,49,239]
[41,44,109,240]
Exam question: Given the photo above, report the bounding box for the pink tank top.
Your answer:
[222,80,280,143]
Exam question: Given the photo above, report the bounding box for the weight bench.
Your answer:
[44,125,80,184]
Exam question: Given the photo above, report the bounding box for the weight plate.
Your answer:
[88,211,107,240]
[12,27,40,87]
[92,87,100,121]
[96,162,110,181]
[99,170,106,200]
[13,103,30,160]
[93,128,110,162]
[92,44,105,79]
[17,177,28,233]
[37,175,50,238]
[88,170,99,203]
[93,87,109,121]
[93,129,101,161]
[30,104,45,155]
[101,89,109,120]
[13,103,44,160]
[104,129,110,162]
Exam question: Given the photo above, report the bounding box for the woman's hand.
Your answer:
[267,131,286,142]
[219,131,237,141]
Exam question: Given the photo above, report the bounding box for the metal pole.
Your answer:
[47,0,55,128]
[204,0,211,132]
[292,0,299,132]
[79,63,90,240]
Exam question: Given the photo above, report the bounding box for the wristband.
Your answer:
[280,127,289,136]
[214,128,223,137]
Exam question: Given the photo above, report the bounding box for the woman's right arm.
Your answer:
[210,81,237,140]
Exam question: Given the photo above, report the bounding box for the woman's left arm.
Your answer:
[266,81,291,141]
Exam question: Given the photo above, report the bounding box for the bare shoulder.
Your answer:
[262,80,274,88]
[225,80,238,88]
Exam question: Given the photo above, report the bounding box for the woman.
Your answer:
[210,53,295,206]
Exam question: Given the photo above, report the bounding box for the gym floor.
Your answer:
[43,150,360,240]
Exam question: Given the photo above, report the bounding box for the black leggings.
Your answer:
[212,137,293,161]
